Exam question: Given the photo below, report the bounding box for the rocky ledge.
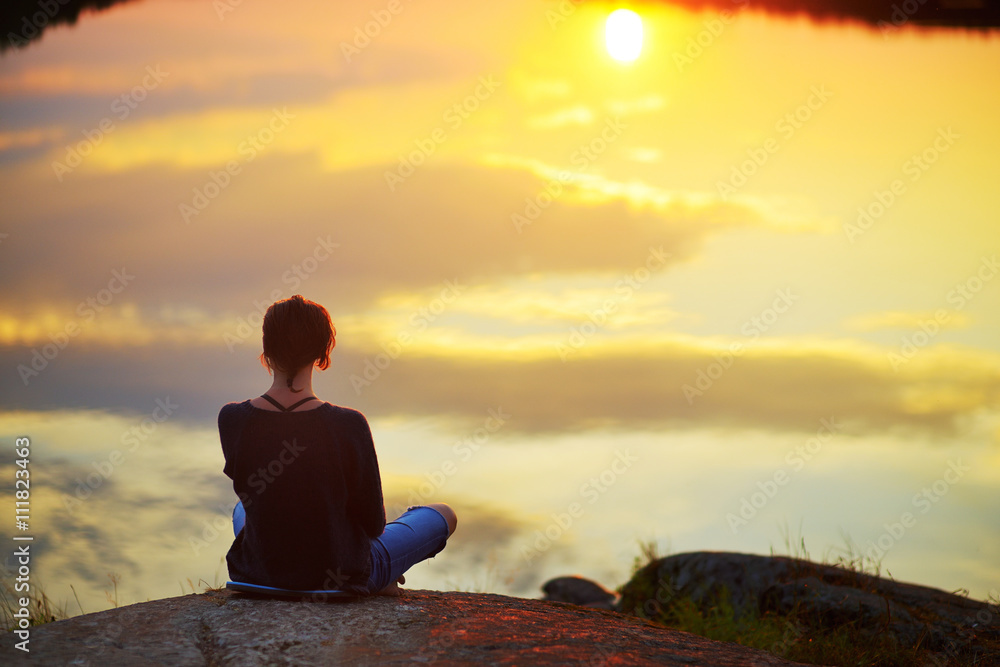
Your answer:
[2,587,808,666]
[618,552,1000,665]
[5,551,998,665]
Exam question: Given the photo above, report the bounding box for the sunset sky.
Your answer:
[0,0,998,612]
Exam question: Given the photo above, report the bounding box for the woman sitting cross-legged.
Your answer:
[220,294,457,596]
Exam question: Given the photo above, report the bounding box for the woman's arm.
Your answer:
[346,411,387,538]
[219,401,251,481]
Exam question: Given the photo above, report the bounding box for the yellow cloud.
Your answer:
[0,303,225,347]
[845,310,972,332]
[69,75,508,173]
[527,105,596,129]
[0,127,64,151]
[605,95,666,115]
[624,147,662,163]
[0,65,139,96]
[511,76,572,104]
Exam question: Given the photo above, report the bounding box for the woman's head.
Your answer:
[260,295,335,391]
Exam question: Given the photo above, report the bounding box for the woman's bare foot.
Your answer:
[374,581,403,596]
[374,575,406,597]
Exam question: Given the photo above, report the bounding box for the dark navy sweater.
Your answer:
[219,400,386,593]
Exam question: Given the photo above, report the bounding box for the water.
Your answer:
[1,0,997,616]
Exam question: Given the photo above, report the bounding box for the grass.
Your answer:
[620,533,983,667]
[0,560,227,632]
[644,587,923,666]
[0,573,66,630]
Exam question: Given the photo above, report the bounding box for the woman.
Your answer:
[220,294,457,596]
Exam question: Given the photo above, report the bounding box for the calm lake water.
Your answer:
[1,0,998,615]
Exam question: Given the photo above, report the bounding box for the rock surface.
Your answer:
[619,551,1000,664]
[0,587,810,666]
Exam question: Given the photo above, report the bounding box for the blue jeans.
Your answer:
[231,501,449,593]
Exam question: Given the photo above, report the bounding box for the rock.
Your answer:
[541,575,619,610]
[0,588,812,666]
[758,576,919,645]
[619,551,1000,664]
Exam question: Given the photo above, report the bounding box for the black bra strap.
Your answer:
[285,396,318,411]
[259,394,317,412]
[259,394,286,410]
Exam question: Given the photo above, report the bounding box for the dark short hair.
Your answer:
[259,295,335,390]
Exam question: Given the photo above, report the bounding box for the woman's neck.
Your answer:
[267,365,316,399]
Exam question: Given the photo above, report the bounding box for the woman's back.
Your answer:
[220,400,386,592]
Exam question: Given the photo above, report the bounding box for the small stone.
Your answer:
[542,575,619,610]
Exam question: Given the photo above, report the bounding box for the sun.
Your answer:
[605,9,643,63]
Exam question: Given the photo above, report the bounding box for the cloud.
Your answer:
[527,105,596,129]
[338,339,1000,436]
[0,454,142,588]
[844,310,972,332]
[3,331,999,438]
[0,156,764,328]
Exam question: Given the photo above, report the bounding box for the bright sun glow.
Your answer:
[605,9,643,63]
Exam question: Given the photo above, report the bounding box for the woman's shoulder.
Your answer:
[317,402,367,422]
[317,401,358,414]
[218,399,254,426]
[219,398,253,413]
[315,403,372,434]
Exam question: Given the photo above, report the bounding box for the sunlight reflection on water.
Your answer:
[1,409,996,616]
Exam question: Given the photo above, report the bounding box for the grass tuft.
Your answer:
[0,560,228,630]
[0,570,67,630]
